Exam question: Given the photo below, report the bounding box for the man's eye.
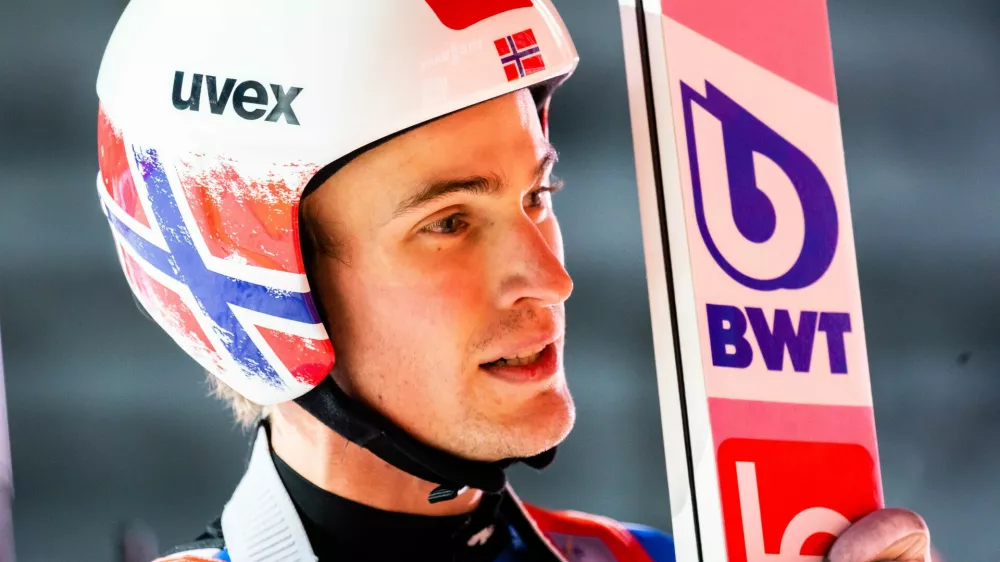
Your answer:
[525,180,564,210]
[525,188,551,209]
[423,214,469,235]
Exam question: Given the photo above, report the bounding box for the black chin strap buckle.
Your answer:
[428,485,464,504]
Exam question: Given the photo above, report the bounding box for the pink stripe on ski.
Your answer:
[708,398,881,472]
[660,0,838,104]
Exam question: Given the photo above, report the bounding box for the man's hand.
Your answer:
[826,508,932,562]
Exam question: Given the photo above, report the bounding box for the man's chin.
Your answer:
[418,385,576,463]
[488,388,577,461]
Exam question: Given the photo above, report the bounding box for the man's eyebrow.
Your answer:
[392,145,559,218]
[532,145,559,183]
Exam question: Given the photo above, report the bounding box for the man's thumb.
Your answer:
[826,508,930,562]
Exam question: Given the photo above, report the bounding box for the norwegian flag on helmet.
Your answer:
[97,106,333,403]
[495,29,546,82]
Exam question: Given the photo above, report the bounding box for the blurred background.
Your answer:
[1,0,998,560]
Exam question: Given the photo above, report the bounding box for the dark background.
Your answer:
[1,1,997,560]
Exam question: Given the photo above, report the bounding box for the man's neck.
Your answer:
[268,402,483,517]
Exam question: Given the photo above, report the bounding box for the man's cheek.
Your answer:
[371,276,486,346]
[417,266,489,313]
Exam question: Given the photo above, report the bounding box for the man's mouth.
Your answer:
[481,345,547,368]
[479,342,559,383]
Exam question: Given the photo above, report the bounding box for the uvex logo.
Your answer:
[172,71,304,125]
[717,438,880,562]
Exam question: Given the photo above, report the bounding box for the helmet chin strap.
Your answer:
[293,375,557,504]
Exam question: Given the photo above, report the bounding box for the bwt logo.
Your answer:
[680,81,838,291]
[717,439,880,562]
[707,305,851,374]
[172,71,304,125]
[681,82,853,375]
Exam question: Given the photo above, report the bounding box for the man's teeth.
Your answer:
[490,349,544,367]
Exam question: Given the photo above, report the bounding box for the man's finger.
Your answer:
[826,508,930,562]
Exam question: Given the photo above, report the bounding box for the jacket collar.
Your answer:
[221,426,568,562]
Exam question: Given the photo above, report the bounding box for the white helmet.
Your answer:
[96,0,579,406]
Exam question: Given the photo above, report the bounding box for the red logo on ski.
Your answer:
[716,438,880,561]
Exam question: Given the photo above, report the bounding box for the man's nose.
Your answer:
[495,216,574,309]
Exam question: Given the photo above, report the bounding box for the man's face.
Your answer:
[303,90,575,462]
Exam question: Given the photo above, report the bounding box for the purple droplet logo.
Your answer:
[681,81,838,291]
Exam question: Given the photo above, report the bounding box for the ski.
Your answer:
[618,1,884,560]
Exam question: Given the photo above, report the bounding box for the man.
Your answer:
[95,1,933,560]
